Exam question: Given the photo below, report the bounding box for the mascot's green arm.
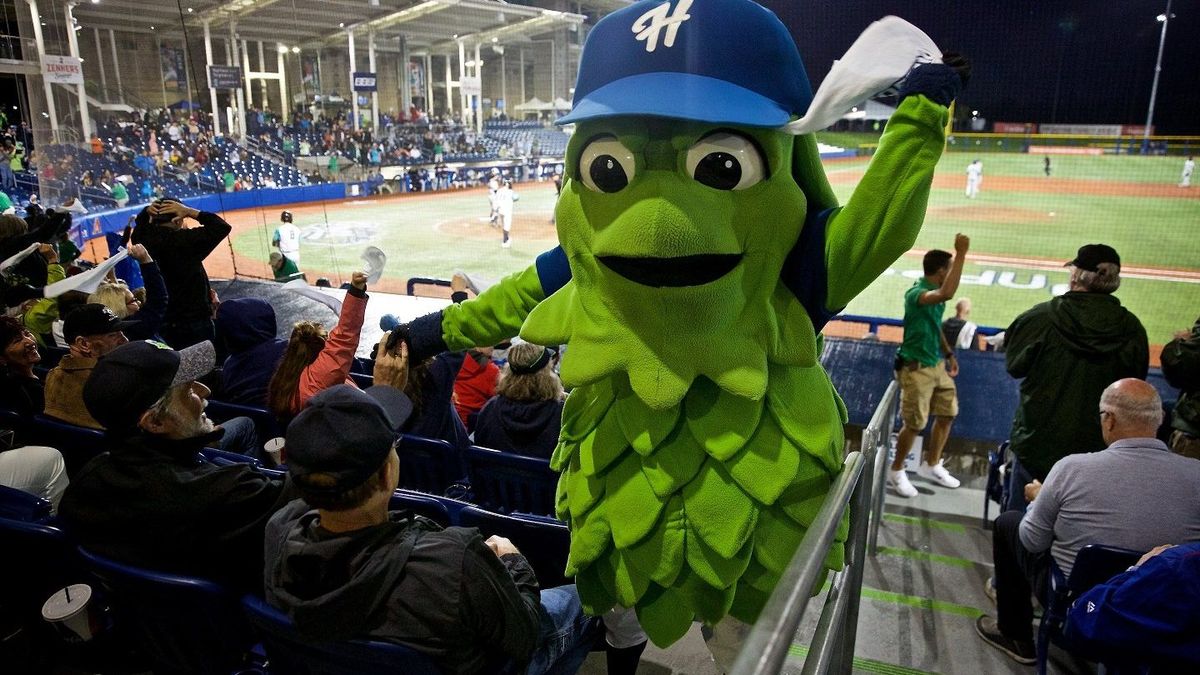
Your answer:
[407,249,568,359]
[823,94,948,309]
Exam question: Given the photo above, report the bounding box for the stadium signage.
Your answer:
[208,65,244,90]
[42,55,84,85]
[353,72,377,92]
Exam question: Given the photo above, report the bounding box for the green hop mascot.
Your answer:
[403,0,968,647]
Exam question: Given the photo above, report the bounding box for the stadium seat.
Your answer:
[463,446,559,517]
[0,494,83,627]
[241,594,445,675]
[199,447,263,469]
[76,546,258,674]
[0,482,52,522]
[983,441,1011,528]
[204,399,286,441]
[456,505,571,588]
[31,415,105,477]
[1036,544,1144,675]
[388,489,451,526]
[395,434,464,496]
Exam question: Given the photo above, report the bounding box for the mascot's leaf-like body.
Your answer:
[407,0,960,646]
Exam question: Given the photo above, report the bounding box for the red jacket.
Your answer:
[289,290,367,415]
[453,353,499,429]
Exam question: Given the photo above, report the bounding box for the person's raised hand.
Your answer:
[127,243,152,264]
[152,200,199,221]
[485,535,521,558]
[946,354,959,377]
[954,233,970,255]
[351,271,368,291]
[373,331,409,391]
[37,243,58,265]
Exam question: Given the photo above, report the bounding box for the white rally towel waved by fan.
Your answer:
[43,249,129,298]
[360,246,387,285]
[785,16,941,136]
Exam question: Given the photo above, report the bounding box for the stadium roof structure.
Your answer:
[71,0,623,56]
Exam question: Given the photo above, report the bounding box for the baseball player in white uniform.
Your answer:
[965,159,983,198]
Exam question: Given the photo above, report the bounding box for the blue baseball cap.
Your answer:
[558,0,812,128]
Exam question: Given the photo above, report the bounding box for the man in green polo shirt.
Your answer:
[889,234,970,498]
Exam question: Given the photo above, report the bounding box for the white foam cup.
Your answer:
[41,584,95,641]
[264,437,285,465]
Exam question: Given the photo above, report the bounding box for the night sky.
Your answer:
[758,0,1200,134]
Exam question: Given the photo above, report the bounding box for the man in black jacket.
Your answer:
[59,339,295,591]
[131,199,231,348]
[264,383,598,675]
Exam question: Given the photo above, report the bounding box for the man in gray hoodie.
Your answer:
[264,382,598,675]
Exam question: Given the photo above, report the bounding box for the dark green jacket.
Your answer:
[1005,291,1148,479]
[1161,317,1200,437]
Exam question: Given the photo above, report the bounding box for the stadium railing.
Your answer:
[730,380,899,675]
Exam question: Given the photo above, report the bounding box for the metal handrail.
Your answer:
[730,450,865,675]
[730,377,900,675]
[866,381,900,556]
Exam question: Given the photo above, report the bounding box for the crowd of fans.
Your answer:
[0,196,652,674]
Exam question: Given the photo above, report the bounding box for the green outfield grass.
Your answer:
[229,151,1198,344]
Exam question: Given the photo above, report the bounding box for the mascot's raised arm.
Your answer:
[402,0,969,647]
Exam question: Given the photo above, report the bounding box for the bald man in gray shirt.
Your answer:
[976,378,1200,665]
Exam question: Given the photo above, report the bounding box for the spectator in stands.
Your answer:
[975,379,1200,665]
[1161,316,1200,460]
[43,304,135,429]
[266,271,369,419]
[0,143,16,191]
[453,344,499,431]
[88,135,103,156]
[0,189,14,215]
[0,315,44,418]
[942,298,978,351]
[89,245,167,342]
[269,251,301,281]
[1004,244,1148,507]
[473,342,565,459]
[59,340,296,590]
[223,169,235,192]
[110,178,129,208]
[1064,542,1200,667]
[888,236,970,498]
[131,198,232,348]
[215,298,287,408]
[264,384,599,675]
[0,315,68,511]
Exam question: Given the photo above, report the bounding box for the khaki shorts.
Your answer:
[898,362,958,430]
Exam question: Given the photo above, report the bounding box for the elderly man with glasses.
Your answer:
[975,378,1200,664]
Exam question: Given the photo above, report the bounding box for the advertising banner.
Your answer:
[352,71,377,92]
[208,64,243,90]
[42,55,83,85]
[160,46,187,91]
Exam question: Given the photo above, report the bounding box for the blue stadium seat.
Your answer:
[395,434,463,496]
[463,446,559,517]
[199,447,263,469]
[204,399,286,442]
[1036,544,1144,675]
[76,546,258,674]
[388,489,451,526]
[456,505,571,588]
[31,415,105,477]
[242,594,445,675]
[983,441,1011,528]
[0,493,83,624]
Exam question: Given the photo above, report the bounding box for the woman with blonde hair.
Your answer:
[86,244,167,342]
[473,341,564,459]
[266,271,369,419]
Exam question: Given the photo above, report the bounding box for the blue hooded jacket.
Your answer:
[216,298,287,408]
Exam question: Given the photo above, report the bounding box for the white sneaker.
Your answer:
[888,469,918,498]
[501,239,511,248]
[916,460,961,489]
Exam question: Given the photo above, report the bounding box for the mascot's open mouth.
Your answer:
[597,254,743,288]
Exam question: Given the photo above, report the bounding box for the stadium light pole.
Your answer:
[1142,0,1173,154]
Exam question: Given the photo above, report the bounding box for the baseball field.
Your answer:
[211,150,1199,346]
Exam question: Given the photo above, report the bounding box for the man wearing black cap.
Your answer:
[1003,243,1149,506]
[131,198,231,349]
[58,339,294,590]
[43,304,135,429]
[265,382,598,675]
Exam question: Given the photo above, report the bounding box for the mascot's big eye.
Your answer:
[686,132,767,191]
[578,137,636,193]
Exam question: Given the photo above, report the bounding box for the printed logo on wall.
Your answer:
[208,65,244,90]
[42,55,84,85]
[352,72,377,92]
